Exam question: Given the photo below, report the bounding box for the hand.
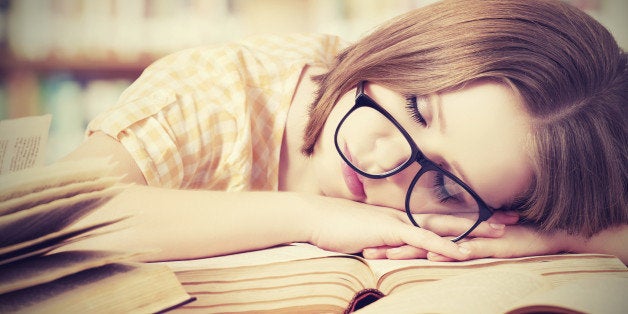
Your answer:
[409,210,519,239]
[298,194,471,260]
[361,211,520,259]
[426,225,569,262]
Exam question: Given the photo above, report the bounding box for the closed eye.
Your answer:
[433,172,455,203]
[405,96,427,126]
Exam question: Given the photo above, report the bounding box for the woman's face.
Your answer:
[309,80,533,212]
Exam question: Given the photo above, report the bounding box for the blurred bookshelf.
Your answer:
[0,0,436,162]
[0,0,625,163]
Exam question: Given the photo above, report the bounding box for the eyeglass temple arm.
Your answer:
[356,81,365,96]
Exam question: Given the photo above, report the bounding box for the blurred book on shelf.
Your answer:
[39,75,131,163]
[6,0,227,63]
[0,0,421,163]
[4,0,424,63]
[1,73,131,163]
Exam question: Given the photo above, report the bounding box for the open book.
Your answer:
[165,243,628,313]
[0,115,51,175]
[0,157,193,312]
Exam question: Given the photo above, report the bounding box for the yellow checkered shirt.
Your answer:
[87,34,346,190]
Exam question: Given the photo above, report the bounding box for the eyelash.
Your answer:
[405,96,427,126]
[433,172,456,203]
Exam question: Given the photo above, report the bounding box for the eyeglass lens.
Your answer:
[336,106,413,176]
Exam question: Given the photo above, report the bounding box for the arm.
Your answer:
[61,133,471,262]
[452,224,628,264]
[564,225,628,263]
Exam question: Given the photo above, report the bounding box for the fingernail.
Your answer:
[490,223,505,230]
[427,252,449,262]
[387,247,402,257]
[362,248,375,257]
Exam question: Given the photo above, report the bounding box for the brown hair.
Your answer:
[302,0,627,237]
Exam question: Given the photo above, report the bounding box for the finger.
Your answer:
[426,252,456,262]
[362,247,389,259]
[427,241,476,261]
[460,231,559,260]
[460,211,521,238]
[408,214,505,239]
[386,245,428,260]
[466,221,506,238]
[397,225,470,260]
[487,211,520,225]
[409,214,474,234]
[445,240,505,260]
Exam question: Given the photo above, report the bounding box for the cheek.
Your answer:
[310,127,344,197]
[365,170,417,211]
[443,106,532,206]
[444,122,532,207]
[474,163,531,207]
[455,141,533,208]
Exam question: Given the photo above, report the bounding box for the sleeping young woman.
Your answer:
[61,0,627,263]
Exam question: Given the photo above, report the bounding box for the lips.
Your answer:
[340,145,366,199]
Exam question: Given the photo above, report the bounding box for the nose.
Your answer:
[370,134,421,188]
[373,137,411,172]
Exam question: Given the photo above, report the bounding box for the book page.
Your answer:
[369,253,627,295]
[0,216,127,265]
[506,276,628,314]
[0,158,113,204]
[164,243,350,272]
[357,269,547,314]
[0,115,51,175]
[0,262,192,313]
[0,250,138,294]
[170,249,374,313]
[0,185,123,247]
[366,257,462,278]
[0,176,120,216]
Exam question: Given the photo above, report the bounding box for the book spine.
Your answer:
[345,288,384,313]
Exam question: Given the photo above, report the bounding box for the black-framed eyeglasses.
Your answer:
[334,81,494,242]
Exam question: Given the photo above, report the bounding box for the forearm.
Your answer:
[58,133,469,262]
[65,183,472,263]
[56,127,476,263]
[565,225,628,264]
[66,185,311,262]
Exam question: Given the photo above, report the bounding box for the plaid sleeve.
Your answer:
[87,34,346,190]
[87,45,243,188]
